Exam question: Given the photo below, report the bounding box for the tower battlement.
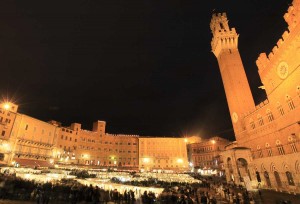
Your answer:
[284,0,300,31]
[210,12,239,57]
[256,30,290,74]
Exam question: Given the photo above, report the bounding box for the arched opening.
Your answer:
[237,158,251,181]
[274,171,282,187]
[264,171,271,187]
[227,157,234,182]
[286,171,295,186]
[256,171,261,182]
[0,153,4,161]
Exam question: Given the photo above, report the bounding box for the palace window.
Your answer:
[257,146,263,158]
[288,136,298,153]
[286,171,295,186]
[265,143,272,156]
[267,148,273,157]
[266,109,274,122]
[250,119,255,129]
[286,95,295,110]
[276,140,285,155]
[257,115,264,126]
[277,103,284,116]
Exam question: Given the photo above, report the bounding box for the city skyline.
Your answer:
[0,0,292,139]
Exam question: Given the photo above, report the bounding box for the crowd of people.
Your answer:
[1,170,294,204]
[0,170,254,204]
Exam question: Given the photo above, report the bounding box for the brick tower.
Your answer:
[210,13,255,138]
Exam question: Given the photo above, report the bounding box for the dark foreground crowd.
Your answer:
[0,172,295,204]
[0,172,244,204]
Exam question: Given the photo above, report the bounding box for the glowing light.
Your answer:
[189,162,193,167]
[211,140,216,144]
[3,103,10,110]
[184,138,188,143]
[3,143,11,151]
[177,158,183,163]
[49,159,54,164]
[143,158,150,163]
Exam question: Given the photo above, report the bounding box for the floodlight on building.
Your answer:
[143,158,150,163]
[3,103,10,110]
[211,140,216,144]
[177,158,183,163]
[3,143,11,151]
[184,138,188,143]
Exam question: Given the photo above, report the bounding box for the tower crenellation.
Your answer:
[210,12,239,58]
[256,53,269,72]
[284,0,300,31]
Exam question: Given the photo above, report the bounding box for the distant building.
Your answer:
[10,113,58,167]
[187,136,230,175]
[0,102,18,164]
[139,137,189,172]
[211,0,300,192]
[0,106,188,173]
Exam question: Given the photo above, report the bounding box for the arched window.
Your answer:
[276,140,285,155]
[257,114,264,126]
[266,109,274,122]
[249,118,255,129]
[257,145,263,158]
[277,102,284,116]
[286,171,295,186]
[265,143,273,156]
[286,95,295,110]
[288,136,298,153]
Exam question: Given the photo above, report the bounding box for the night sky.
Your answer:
[0,0,292,140]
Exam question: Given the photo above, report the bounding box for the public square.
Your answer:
[0,166,299,204]
[0,0,299,203]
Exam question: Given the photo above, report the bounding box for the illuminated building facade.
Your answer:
[10,114,59,167]
[187,136,230,175]
[0,102,18,164]
[53,120,139,169]
[211,0,300,192]
[139,137,189,172]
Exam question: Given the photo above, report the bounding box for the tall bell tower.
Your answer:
[210,13,255,137]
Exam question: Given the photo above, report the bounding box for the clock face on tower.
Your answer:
[231,112,238,123]
[276,61,289,79]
